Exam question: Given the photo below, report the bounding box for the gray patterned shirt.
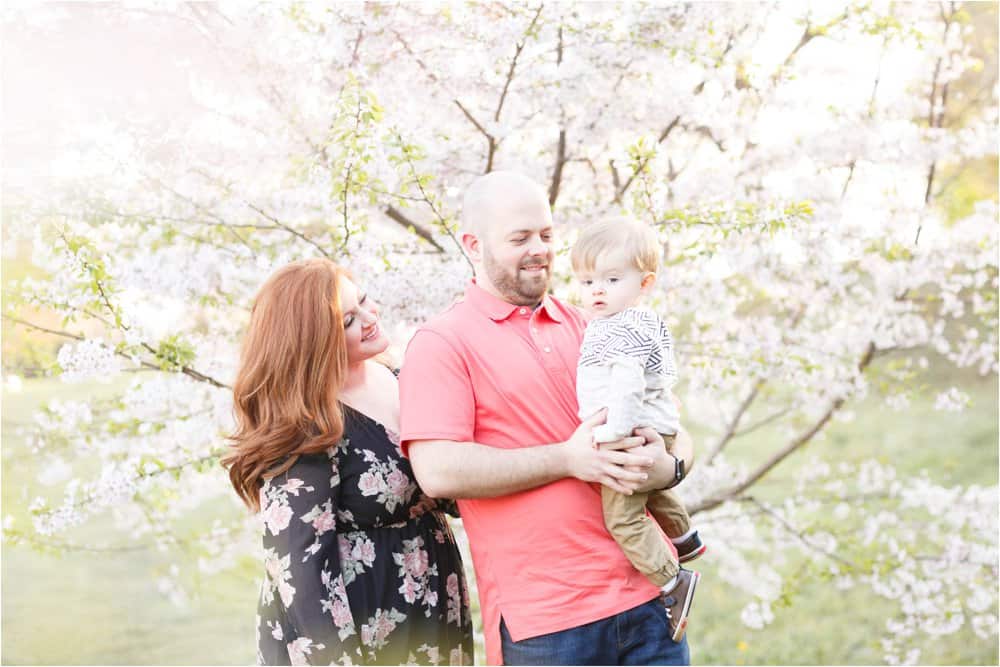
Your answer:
[577,306,680,442]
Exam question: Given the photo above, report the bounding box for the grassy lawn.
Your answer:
[686,364,998,665]
[2,366,996,665]
[2,378,258,665]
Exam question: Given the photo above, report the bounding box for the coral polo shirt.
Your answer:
[400,281,668,665]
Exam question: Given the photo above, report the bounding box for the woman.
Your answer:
[223,258,473,666]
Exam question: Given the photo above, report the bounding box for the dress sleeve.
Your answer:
[259,450,363,665]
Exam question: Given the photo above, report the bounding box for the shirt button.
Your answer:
[544,346,551,353]
[519,308,527,315]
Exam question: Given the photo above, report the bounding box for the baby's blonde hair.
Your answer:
[571,218,661,274]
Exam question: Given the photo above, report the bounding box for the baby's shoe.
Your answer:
[672,529,707,563]
[660,568,700,642]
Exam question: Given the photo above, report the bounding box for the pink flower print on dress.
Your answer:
[399,575,421,603]
[311,509,336,534]
[281,478,306,495]
[264,552,283,580]
[338,535,352,563]
[383,426,403,455]
[386,468,411,497]
[447,572,462,625]
[375,613,396,644]
[357,471,384,496]
[331,598,354,630]
[361,609,406,650]
[402,548,429,578]
[422,646,441,665]
[352,537,377,567]
[263,500,293,536]
[287,637,321,666]
[278,580,296,607]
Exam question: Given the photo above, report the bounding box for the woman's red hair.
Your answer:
[222,258,350,511]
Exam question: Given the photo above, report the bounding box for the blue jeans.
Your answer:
[499,598,690,665]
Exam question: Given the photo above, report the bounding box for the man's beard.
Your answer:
[483,244,550,306]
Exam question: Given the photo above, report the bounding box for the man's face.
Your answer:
[478,200,554,306]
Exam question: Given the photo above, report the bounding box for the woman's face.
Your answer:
[338,277,390,363]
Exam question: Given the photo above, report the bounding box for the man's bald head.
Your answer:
[461,171,551,239]
[458,171,555,306]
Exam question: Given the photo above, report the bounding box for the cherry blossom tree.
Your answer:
[3,2,996,663]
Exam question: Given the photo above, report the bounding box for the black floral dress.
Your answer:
[255,406,474,666]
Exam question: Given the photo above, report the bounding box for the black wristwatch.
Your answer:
[658,451,685,490]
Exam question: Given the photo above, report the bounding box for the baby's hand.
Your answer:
[592,423,614,444]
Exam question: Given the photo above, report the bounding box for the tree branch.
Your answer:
[245,202,332,259]
[349,25,364,67]
[690,341,877,514]
[733,405,795,438]
[776,11,848,77]
[452,99,498,173]
[549,129,567,207]
[705,378,766,465]
[614,116,680,204]
[549,24,568,207]
[453,99,494,140]
[916,2,956,245]
[3,316,231,390]
[392,130,472,270]
[383,205,446,252]
[3,531,151,554]
[704,305,807,464]
[745,496,858,569]
[336,89,366,252]
[494,5,544,124]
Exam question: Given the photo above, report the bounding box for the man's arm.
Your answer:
[409,410,655,499]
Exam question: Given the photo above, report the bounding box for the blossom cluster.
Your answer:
[4,2,997,664]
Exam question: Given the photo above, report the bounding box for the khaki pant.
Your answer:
[602,435,691,588]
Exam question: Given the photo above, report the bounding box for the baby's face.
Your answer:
[574,249,652,317]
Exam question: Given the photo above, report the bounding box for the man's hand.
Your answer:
[562,409,652,495]
[602,426,695,493]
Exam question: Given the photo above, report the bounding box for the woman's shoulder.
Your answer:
[262,447,342,498]
[274,445,342,479]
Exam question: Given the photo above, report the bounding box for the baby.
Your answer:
[571,218,705,643]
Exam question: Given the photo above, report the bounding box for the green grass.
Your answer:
[685,364,998,665]
[2,366,997,665]
[1,378,258,664]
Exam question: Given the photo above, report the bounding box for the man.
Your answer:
[399,171,695,665]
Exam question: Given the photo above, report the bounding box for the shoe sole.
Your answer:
[678,544,707,564]
[671,570,700,642]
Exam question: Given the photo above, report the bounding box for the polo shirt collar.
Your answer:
[465,280,563,323]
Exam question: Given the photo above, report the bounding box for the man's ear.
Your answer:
[640,272,657,293]
[461,231,482,263]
